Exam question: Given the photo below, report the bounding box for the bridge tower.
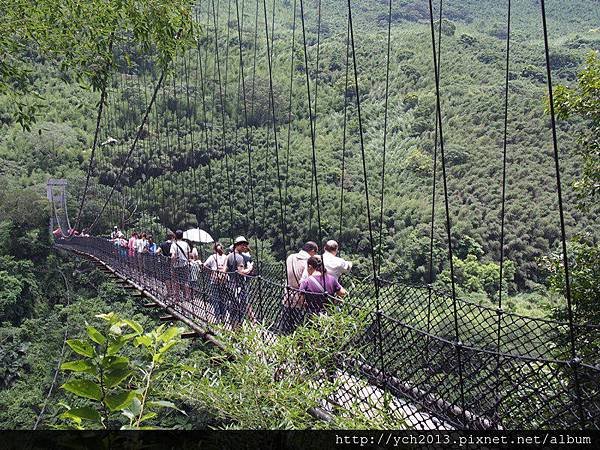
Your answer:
[47,178,71,237]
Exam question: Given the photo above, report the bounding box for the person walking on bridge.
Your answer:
[226,236,253,327]
[281,241,318,332]
[157,231,175,297]
[128,232,138,257]
[204,242,228,322]
[322,240,352,281]
[170,229,191,303]
[300,255,347,315]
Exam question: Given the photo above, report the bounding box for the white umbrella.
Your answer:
[183,228,214,243]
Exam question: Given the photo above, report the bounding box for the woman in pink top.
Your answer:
[128,232,137,257]
[299,255,347,314]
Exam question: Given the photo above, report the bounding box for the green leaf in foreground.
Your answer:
[60,360,97,375]
[66,339,95,358]
[105,367,133,388]
[147,400,186,414]
[61,379,102,401]
[105,390,137,412]
[60,406,102,422]
[86,325,106,345]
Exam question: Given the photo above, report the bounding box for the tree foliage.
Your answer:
[554,52,600,212]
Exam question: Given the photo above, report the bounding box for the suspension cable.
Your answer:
[427,0,443,284]
[299,0,322,242]
[539,0,584,427]
[235,0,260,261]
[283,0,298,240]
[427,0,466,419]
[308,0,323,235]
[196,4,216,229]
[262,0,288,255]
[87,66,168,233]
[338,14,350,243]
[346,0,378,285]
[377,0,393,277]
[74,35,114,231]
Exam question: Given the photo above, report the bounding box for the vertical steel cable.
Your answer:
[172,53,187,221]
[87,66,168,233]
[196,4,216,229]
[377,0,393,277]
[164,71,177,225]
[346,0,383,378]
[425,0,443,371]
[308,0,323,235]
[234,0,261,262]
[427,0,466,422]
[283,0,297,239]
[140,60,156,220]
[211,0,235,241]
[539,0,584,428]
[494,0,511,426]
[233,0,249,235]
[135,61,150,215]
[262,0,288,255]
[152,67,166,221]
[299,0,322,242]
[183,47,199,221]
[338,15,350,243]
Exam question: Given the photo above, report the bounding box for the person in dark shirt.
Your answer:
[157,231,175,296]
[158,231,175,256]
[226,236,254,327]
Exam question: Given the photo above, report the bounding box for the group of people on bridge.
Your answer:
[107,226,353,330]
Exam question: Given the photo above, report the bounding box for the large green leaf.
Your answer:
[123,319,143,334]
[147,400,186,414]
[60,406,102,422]
[158,326,181,343]
[105,367,133,388]
[104,355,129,370]
[159,339,178,354]
[107,337,127,356]
[60,360,97,375]
[86,326,106,345]
[105,390,137,412]
[134,335,152,348]
[61,379,102,401]
[66,339,95,358]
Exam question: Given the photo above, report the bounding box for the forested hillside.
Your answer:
[0,0,598,429]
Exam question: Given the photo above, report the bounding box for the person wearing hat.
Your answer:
[226,236,253,327]
[111,225,124,240]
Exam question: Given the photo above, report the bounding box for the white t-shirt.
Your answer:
[204,253,227,271]
[323,251,352,281]
[135,238,147,253]
[170,240,190,263]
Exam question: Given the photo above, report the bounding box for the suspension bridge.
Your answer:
[50,0,600,430]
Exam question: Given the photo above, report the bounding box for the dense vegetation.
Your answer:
[0,0,598,429]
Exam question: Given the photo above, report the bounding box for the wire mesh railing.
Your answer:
[55,236,600,430]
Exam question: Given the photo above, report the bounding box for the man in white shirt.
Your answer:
[135,233,148,253]
[204,242,228,322]
[170,229,191,302]
[322,240,352,281]
[281,241,319,333]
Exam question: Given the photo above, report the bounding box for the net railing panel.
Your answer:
[55,236,600,430]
